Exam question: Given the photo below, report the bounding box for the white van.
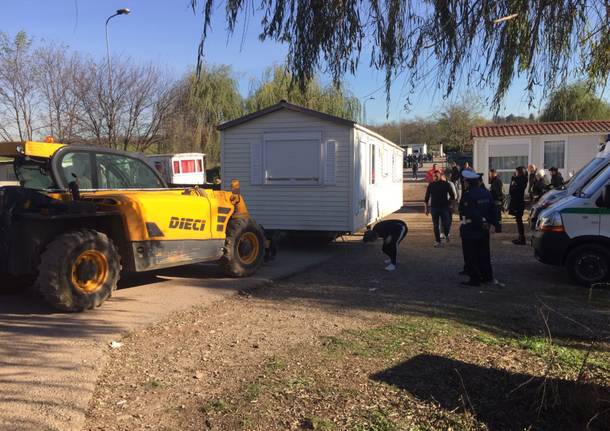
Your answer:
[530,137,610,228]
[147,153,206,186]
[532,162,610,285]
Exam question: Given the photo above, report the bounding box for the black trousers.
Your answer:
[495,204,503,233]
[515,211,525,237]
[462,230,493,283]
[381,226,408,265]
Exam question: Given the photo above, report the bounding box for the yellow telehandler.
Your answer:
[0,141,265,311]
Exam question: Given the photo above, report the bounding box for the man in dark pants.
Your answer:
[489,169,504,233]
[363,219,408,271]
[424,171,455,247]
[459,170,499,287]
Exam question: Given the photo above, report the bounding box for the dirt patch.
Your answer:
[85,209,610,430]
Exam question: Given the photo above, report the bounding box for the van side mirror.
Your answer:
[600,185,610,208]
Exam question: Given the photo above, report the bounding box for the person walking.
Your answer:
[508,166,528,245]
[425,163,441,183]
[549,167,564,189]
[489,169,504,233]
[527,164,537,201]
[412,161,419,180]
[459,170,498,287]
[424,171,456,247]
[363,219,408,271]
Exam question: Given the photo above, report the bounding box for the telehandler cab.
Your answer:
[0,141,266,311]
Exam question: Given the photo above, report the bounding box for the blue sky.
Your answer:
[1,0,549,123]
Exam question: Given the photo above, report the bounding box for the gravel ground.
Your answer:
[84,178,610,431]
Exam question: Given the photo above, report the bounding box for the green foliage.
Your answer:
[539,82,610,122]
[245,67,360,121]
[192,1,610,110]
[163,65,243,163]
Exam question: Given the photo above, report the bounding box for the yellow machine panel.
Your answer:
[81,189,237,241]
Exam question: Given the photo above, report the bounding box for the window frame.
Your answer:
[51,146,167,190]
[542,139,567,170]
[261,131,323,186]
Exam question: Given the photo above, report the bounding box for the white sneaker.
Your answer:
[434,242,443,248]
[385,263,396,271]
[440,233,446,240]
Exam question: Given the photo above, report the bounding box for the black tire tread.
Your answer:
[37,229,121,311]
[566,244,610,286]
[220,217,265,277]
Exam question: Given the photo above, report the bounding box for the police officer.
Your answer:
[459,170,499,287]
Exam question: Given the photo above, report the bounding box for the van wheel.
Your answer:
[37,229,121,311]
[221,217,265,277]
[566,244,610,286]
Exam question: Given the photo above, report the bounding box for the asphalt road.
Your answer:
[0,248,333,431]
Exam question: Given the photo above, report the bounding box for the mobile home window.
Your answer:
[264,139,321,185]
[543,140,565,169]
[173,161,180,174]
[181,159,196,173]
[196,159,203,172]
[370,144,376,184]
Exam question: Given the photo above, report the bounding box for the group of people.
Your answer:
[365,158,565,286]
[406,153,434,179]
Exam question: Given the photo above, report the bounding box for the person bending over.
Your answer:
[363,219,408,271]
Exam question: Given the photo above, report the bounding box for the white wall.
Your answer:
[221,109,353,232]
[475,133,606,187]
[353,128,404,231]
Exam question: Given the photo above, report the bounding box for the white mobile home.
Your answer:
[472,120,610,188]
[219,101,404,235]
[147,153,206,186]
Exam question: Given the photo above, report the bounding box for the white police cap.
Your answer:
[462,170,479,180]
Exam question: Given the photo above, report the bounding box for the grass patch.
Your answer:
[302,416,337,430]
[245,382,261,402]
[200,398,230,414]
[264,355,286,372]
[321,317,453,359]
[474,332,610,372]
[353,410,399,431]
[144,378,165,389]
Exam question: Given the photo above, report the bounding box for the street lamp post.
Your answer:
[105,8,130,147]
[105,8,130,93]
[362,96,374,125]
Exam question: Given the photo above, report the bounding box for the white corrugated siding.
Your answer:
[221,109,353,231]
[352,128,404,231]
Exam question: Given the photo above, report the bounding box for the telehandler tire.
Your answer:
[221,217,265,277]
[36,229,121,311]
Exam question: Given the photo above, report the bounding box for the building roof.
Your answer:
[471,120,610,138]
[217,100,356,130]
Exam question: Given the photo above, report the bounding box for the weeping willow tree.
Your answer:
[163,65,243,163]
[245,66,360,121]
[539,82,610,122]
[191,1,610,112]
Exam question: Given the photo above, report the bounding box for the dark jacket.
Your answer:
[489,176,504,204]
[531,176,548,199]
[459,186,497,239]
[508,174,528,214]
[425,180,456,209]
[450,166,460,183]
[550,172,564,189]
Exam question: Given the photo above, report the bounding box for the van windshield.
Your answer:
[566,157,606,193]
[580,164,610,197]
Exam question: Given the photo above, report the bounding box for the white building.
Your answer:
[147,153,206,186]
[219,101,404,235]
[409,143,428,156]
[472,120,610,187]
